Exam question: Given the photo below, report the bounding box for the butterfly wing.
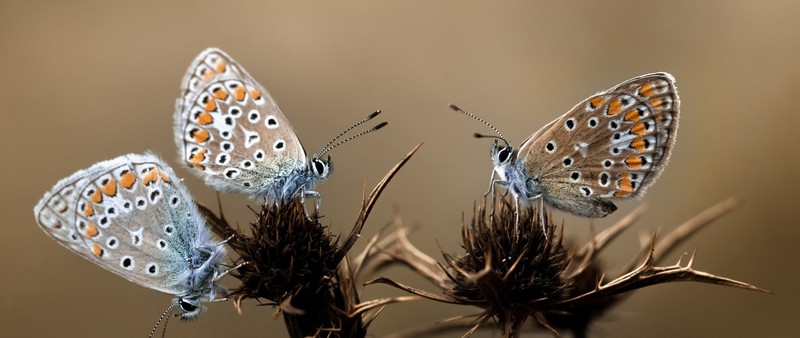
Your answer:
[175,48,306,195]
[518,73,679,217]
[34,153,215,296]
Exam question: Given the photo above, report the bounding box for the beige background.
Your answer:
[2,1,795,337]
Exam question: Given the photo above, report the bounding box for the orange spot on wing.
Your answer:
[196,112,213,125]
[120,171,136,189]
[618,172,634,192]
[630,138,646,152]
[215,60,227,73]
[638,82,654,97]
[590,97,606,109]
[83,203,94,217]
[91,243,104,257]
[250,89,262,100]
[142,168,159,186]
[213,88,228,100]
[624,109,640,122]
[614,190,631,197]
[234,86,246,101]
[102,178,117,197]
[649,98,662,108]
[607,98,622,115]
[192,128,210,143]
[194,164,206,171]
[202,69,216,82]
[84,223,98,237]
[625,156,643,170]
[160,171,171,184]
[90,189,103,203]
[189,149,207,164]
[204,98,217,112]
[630,122,647,135]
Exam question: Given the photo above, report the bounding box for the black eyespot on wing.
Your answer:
[565,119,575,130]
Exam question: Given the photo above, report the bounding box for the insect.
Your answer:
[452,73,679,234]
[33,153,228,321]
[175,48,385,204]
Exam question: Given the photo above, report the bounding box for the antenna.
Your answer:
[318,110,382,156]
[317,110,387,157]
[473,133,506,142]
[149,303,176,338]
[448,104,508,146]
[318,121,388,157]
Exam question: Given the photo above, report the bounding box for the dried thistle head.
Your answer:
[446,200,568,318]
[201,199,366,338]
[225,200,338,303]
[367,197,768,338]
[197,144,423,338]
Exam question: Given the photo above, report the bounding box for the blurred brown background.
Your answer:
[2,1,795,337]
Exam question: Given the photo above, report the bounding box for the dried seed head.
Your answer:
[232,200,338,302]
[447,200,570,309]
[367,197,767,338]
[198,144,424,338]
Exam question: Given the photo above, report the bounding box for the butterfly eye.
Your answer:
[179,299,198,312]
[312,159,327,177]
[498,147,513,163]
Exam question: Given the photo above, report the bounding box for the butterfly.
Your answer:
[174,48,384,203]
[33,153,227,320]
[452,72,679,222]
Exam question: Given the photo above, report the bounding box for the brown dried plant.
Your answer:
[364,197,768,338]
[198,143,422,338]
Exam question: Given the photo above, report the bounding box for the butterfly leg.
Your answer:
[490,179,510,221]
[303,189,322,216]
[294,186,319,219]
[213,260,251,283]
[218,234,235,245]
[513,194,521,242]
[484,170,497,197]
[537,196,547,241]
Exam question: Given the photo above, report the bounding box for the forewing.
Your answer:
[518,73,679,204]
[34,153,208,295]
[175,48,306,195]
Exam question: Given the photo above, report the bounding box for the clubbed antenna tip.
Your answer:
[373,121,389,131]
[448,103,507,145]
[317,110,389,157]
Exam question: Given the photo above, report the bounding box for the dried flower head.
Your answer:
[367,197,768,338]
[199,143,422,338]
